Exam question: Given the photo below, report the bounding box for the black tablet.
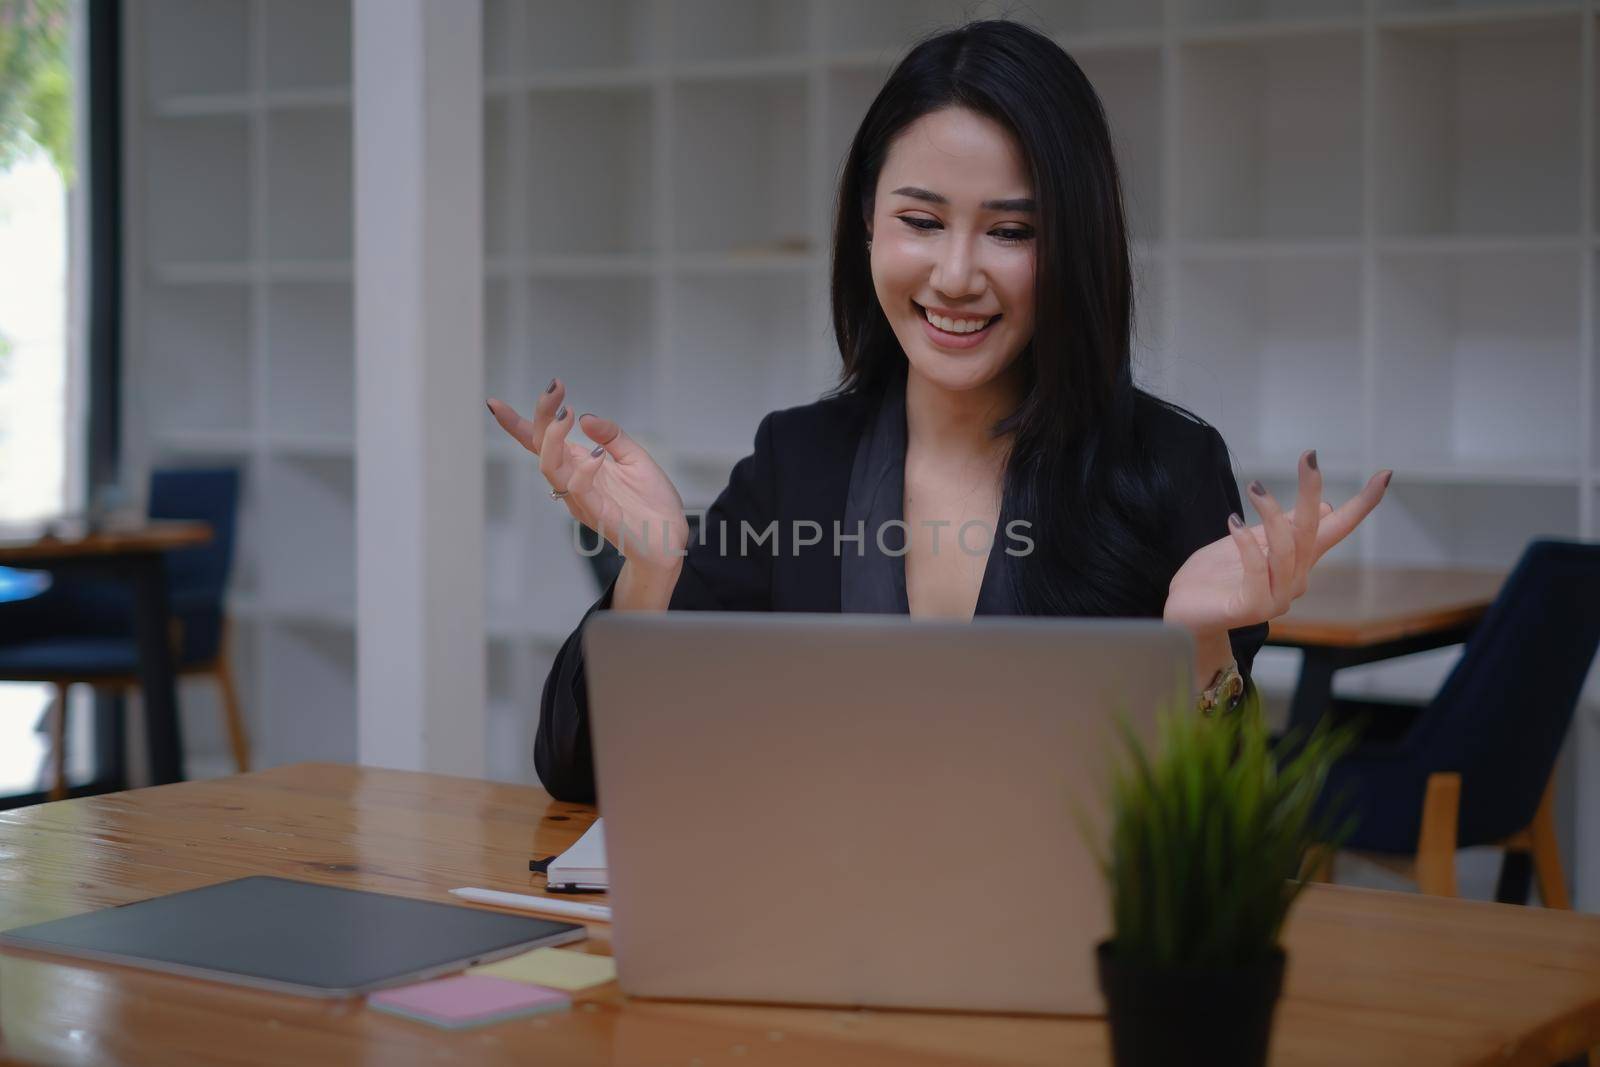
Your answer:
[0,876,585,998]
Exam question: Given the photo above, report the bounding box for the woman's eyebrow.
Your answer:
[890,186,1036,213]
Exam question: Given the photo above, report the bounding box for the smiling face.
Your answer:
[868,106,1038,394]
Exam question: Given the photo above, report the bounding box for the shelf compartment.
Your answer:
[524,277,656,437]
[672,76,808,255]
[823,66,892,198]
[1076,47,1164,242]
[263,0,352,91]
[821,1,1164,53]
[143,117,251,264]
[265,109,352,261]
[484,98,517,258]
[141,0,249,103]
[1375,15,1580,237]
[1374,248,1580,471]
[1376,1,1583,23]
[483,461,525,630]
[1179,0,1363,30]
[486,0,656,79]
[1178,31,1363,240]
[821,1,979,54]
[664,274,816,457]
[1173,256,1364,470]
[485,641,540,785]
[259,622,356,765]
[1369,481,1579,567]
[484,279,519,410]
[672,0,811,64]
[265,282,353,440]
[1039,0,1164,36]
[524,89,654,256]
[258,455,354,619]
[140,283,253,435]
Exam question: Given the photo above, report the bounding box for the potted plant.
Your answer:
[1091,691,1355,1067]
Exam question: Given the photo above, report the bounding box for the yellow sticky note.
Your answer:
[470,947,617,991]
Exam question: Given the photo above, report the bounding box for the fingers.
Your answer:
[1244,480,1296,613]
[1290,450,1322,596]
[1314,469,1393,559]
[565,442,606,501]
[539,403,580,490]
[486,397,539,452]
[578,412,645,464]
[1228,512,1271,615]
[486,377,563,455]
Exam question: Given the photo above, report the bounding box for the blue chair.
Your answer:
[1316,540,1600,907]
[0,468,247,798]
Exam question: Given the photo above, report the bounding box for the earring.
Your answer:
[865,240,873,252]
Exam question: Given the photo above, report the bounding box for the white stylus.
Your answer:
[449,886,612,923]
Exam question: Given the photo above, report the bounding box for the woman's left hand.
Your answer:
[1162,451,1392,639]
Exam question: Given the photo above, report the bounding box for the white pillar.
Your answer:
[353,0,485,776]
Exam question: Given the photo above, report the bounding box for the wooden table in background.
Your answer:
[0,520,211,794]
[1267,564,1508,730]
[2,763,1598,1066]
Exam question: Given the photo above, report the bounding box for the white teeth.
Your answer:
[922,306,993,334]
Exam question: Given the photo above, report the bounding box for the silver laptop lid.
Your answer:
[584,612,1193,1015]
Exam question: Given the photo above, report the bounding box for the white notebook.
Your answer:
[546,819,607,891]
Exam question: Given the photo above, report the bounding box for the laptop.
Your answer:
[582,611,1193,1015]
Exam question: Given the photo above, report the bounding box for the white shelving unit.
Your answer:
[125,0,358,770]
[127,0,1600,822]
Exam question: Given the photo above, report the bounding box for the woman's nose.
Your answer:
[929,237,983,299]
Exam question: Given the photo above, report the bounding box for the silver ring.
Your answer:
[549,487,569,500]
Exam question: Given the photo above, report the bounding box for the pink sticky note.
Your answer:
[369,975,571,1029]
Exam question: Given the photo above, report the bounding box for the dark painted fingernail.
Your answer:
[1228,513,1244,530]
[1306,449,1318,471]
[546,378,557,393]
[579,412,594,421]
[1380,470,1393,488]
[1248,480,1266,497]
[556,405,568,421]
[485,400,493,413]
[590,444,605,458]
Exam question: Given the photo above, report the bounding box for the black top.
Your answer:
[536,384,1267,803]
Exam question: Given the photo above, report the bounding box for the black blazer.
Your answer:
[536,389,1267,802]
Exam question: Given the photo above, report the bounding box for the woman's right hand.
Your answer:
[487,379,689,580]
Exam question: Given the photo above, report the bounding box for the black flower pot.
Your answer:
[1096,941,1286,1067]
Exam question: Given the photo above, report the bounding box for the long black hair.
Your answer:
[829,18,1178,619]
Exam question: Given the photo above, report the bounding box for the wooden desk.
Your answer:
[0,520,212,794]
[2,764,1598,1066]
[1266,564,1507,729]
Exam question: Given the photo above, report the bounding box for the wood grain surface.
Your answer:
[1267,564,1507,648]
[0,520,211,564]
[1,763,1597,1066]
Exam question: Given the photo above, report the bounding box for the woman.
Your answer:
[487,20,1389,804]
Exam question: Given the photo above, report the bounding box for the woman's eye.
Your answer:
[894,217,1033,243]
